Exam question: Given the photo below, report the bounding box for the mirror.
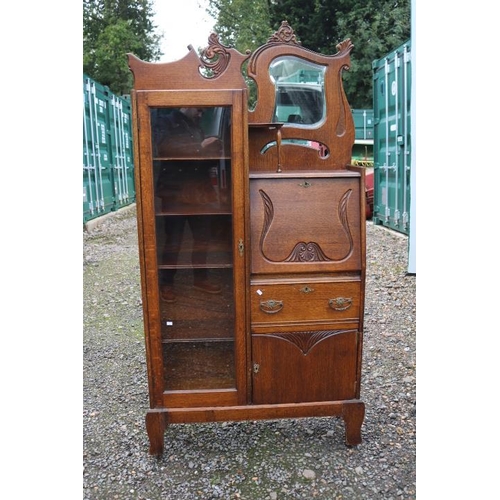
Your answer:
[269,56,326,126]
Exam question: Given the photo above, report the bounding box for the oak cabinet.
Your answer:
[128,22,366,456]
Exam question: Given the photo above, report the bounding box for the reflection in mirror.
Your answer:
[269,56,326,126]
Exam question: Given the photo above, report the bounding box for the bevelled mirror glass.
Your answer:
[269,56,326,126]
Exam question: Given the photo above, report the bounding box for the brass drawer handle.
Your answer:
[259,299,283,314]
[328,297,352,311]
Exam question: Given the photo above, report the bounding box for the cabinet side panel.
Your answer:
[130,91,164,406]
[347,164,366,399]
[136,93,168,406]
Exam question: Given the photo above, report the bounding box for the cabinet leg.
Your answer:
[146,410,167,456]
[342,401,365,446]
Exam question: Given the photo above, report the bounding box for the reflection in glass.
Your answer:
[150,106,236,391]
[269,56,326,125]
[260,140,329,158]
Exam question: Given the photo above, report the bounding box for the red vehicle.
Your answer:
[365,169,374,219]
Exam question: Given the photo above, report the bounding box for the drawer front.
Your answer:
[251,279,361,330]
[250,177,362,274]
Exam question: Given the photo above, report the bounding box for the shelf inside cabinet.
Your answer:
[155,203,232,216]
[157,243,233,268]
[160,267,235,341]
[249,123,284,128]
[153,155,231,161]
[163,341,235,390]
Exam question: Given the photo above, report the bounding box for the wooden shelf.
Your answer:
[249,122,284,129]
[154,156,231,161]
[155,203,232,216]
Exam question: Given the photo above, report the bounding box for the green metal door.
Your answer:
[108,94,135,210]
[372,41,411,235]
[83,75,115,223]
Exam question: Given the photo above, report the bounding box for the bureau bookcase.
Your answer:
[128,22,366,456]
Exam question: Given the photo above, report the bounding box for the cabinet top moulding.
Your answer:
[127,36,248,91]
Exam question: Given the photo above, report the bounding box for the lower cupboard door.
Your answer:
[251,329,359,404]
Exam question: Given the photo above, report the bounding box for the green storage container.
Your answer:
[83,75,115,223]
[83,75,135,224]
[372,41,411,234]
[352,109,374,141]
[351,109,374,166]
[108,94,135,210]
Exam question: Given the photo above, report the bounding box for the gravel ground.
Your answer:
[83,205,416,500]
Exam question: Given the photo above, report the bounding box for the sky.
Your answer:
[153,0,216,62]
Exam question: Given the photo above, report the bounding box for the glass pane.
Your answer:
[150,106,235,391]
[269,56,326,126]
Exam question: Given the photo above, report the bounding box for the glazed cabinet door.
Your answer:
[133,90,248,408]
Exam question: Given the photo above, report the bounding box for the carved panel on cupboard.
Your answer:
[128,21,366,456]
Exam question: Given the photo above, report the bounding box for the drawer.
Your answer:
[250,279,361,330]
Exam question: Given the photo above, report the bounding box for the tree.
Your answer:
[207,0,410,108]
[268,0,410,107]
[83,0,163,95]
[333,0,411,108]
[207,0,273,52]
